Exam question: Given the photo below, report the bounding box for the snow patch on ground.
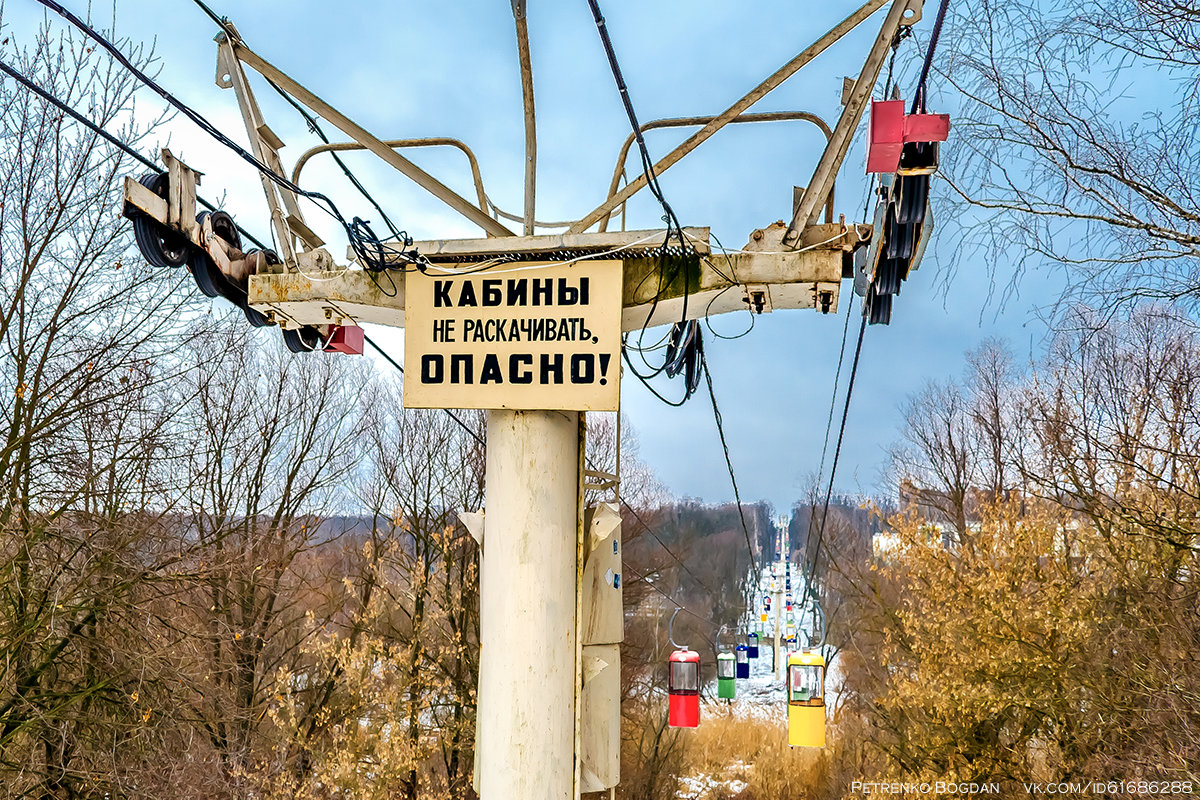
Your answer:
[677,761,752,799]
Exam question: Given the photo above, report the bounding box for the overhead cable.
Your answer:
[0,57,268,250]
[700,351,762,590]
[33,0,419,271]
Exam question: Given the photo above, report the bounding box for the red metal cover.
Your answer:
[866,100,906,174]
[326,325,365,355]
[866,99,951,174]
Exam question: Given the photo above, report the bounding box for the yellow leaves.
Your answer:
[15,383,27,398]
[130,691,139,702]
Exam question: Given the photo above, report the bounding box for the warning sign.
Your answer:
[403,260,622,411]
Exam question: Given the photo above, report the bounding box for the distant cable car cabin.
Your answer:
[735,644,750,678]
[717,652,736,700]
[787,650,826,748]
[668,648,701,728]
[747,631,760,658]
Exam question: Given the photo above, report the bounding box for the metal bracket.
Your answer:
[583,468,620,493]
[460,510,485,546]
[586,502,621,555]
[162,148,200,238]
[742,284,772,314]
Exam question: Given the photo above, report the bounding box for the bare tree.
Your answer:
[0,23,204,796]
[937,0,1200,312]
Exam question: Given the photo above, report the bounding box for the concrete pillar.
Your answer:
[477,409,580,800]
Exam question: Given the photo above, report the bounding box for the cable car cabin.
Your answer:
[735,644,750,678]
[717,652,736,700]
[747,632,760,659]
[787,650,826,748]
[668,648,701,728]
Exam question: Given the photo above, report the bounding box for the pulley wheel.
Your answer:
[282,326,322,353]
[864,284,893,325]
[893,174,929,226]
[884,212,915,261]
[237,248,276,328]
[132,173,189,268]
[875,257,902,296]
[187,250,228,299]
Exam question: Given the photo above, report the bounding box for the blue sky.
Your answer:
[3,0,1061,511]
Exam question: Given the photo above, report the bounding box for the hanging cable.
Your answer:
[700,350,761,590]
[624,562,716,648]
[33,0,422,272]
[801,21,916,582]
[911,0,951,114]
[806,315,867,585]
[583,0,707,405]
[361,335,486,448]
[582,0,687,249]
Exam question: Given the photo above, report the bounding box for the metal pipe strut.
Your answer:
[512,0,538,236]
[219,32,515,238]
[784,0,922,245]
[567,0,891,235]
[292,137,491,215]
[599,111,836,232]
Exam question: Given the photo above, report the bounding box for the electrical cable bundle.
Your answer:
[584,0,707,404]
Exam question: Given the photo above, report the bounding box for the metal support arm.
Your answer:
[567,0,891,235]
[784,0,921,245]
[217,31,515,238]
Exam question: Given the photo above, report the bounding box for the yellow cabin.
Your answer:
[787,650,825,748]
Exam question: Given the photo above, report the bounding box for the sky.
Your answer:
[1,0,1063,512]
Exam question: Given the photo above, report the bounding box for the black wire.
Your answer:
[583,0,687,248]
[803,277,855,576]
[806,315,867,584]
[911,0,952,114]
[801,24,912,585]
[34,0,418,271]
[190,0,395,234]
[620,495,718,598]
[262,77,405,242]
[361,334,486,448]
[0,57,269,250]
[622,561,718,647]
[584,0,706,404]
[700,350,761,590]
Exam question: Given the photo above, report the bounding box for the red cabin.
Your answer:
[668,648,701,728]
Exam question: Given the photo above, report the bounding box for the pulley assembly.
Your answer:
[122,153,361,355]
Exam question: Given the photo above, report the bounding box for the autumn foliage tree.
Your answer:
[829,307,1200,791]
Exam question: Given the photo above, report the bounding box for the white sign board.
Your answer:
[403,260,622,411]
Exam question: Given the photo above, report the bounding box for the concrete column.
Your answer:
[477,409,580,800]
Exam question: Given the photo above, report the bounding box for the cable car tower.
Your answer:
[116,1,949,797]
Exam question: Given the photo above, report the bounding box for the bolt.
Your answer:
[324,308,334,320]
[752,230,764,241]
